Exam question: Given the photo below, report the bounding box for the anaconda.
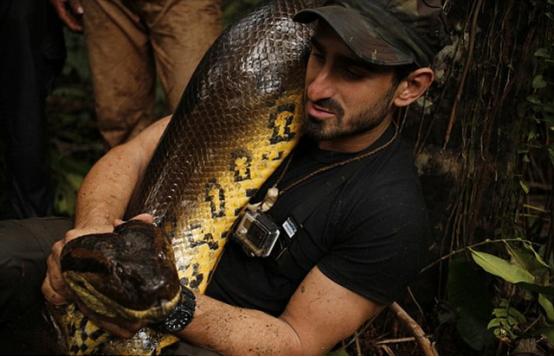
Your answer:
[50,0,321,354]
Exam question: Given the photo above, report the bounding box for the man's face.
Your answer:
[303,24,399,144]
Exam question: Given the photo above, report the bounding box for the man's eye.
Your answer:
[342,67,365,79]
[311,51,324,62]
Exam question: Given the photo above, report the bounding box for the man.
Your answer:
[1,0,447,354]
[49,0,222,147]
[0,0,65,218]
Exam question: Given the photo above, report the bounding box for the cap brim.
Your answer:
[294,6,414,66]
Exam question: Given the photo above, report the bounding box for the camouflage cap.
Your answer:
[294,0,448,67]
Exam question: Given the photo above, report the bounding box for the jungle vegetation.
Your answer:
[0,0,552,355]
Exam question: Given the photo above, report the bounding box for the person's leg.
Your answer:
[146,0,223,111]
[0,217,72,354]
[0,0,65,218]
[0,217,71,325]
[81,0,156,147]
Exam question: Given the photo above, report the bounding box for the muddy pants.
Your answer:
[82,0,222,147]
[0,217,218,355]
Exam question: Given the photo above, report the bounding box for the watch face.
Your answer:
[164,304,192,332]
[162,287,196,333]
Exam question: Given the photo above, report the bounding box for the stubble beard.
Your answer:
[302,86,397,142]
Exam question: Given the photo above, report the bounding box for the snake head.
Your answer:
[60,220,181,323]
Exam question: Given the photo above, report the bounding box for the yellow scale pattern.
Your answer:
[56,94,302,355]
[51,0,320,352]
[170,93,302,294]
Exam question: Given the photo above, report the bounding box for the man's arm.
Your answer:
[179,266,382,355]
[42,116,170,305]
[71,116,169,232]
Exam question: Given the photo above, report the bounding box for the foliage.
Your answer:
[487,299,527,342]
[0,0,552,355]
[403,0,553,354]
[46,30,103,216]
[470,241,554,347]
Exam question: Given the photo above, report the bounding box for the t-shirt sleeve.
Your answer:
[317,179,431,305]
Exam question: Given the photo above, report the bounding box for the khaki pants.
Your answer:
[82,0,222,147]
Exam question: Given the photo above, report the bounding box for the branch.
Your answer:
[376,337,417,345]
[442,0,484,149]
[390,302,438,356]
[419,237,536,274]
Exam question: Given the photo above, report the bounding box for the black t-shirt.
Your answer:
[205,125,431,316]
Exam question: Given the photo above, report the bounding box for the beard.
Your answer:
[302,85,397,142]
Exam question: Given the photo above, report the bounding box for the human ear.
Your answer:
[393,68,434,107]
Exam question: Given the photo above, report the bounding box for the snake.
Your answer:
[48,0,321,354]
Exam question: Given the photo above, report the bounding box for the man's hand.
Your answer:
[113,213,155,227]
[42,214,155,310]
[72,214,155,337]
[41,224,115,305]
[49,0,84,32]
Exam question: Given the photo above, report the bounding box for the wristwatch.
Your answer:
[156,285,196,333]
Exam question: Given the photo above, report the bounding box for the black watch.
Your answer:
[155,285,196,333]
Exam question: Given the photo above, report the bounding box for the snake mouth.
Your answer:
[60,220,182,322]
[63,271,182,322]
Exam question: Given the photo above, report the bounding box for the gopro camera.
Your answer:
[233,210,281,257]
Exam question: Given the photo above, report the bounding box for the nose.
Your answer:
[306,65,334,102]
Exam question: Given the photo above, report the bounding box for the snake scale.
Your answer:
[49,0,321,354]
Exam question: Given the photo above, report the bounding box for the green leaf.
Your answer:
[524,242,551,269]
[470,248,535,284]
[539,294,554,322]
[533,75,548,89]
[507,307,527,324]
[65,173,84,191]
[535,48,551,58]
[527,95,542,105]
[492,307,508,318]
[487,318,502,329]
[505,242,550,281]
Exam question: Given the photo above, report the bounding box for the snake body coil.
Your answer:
[53,0,320,354]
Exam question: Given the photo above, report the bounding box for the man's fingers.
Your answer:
[46,253,72,297]
[50,0,83,32]
[68,0,84,15]
[42,239,72,303]
[64,224,116,243]
[42,273,68,305]
[47,253,70,294]
[114,213,155,227]
[132,213,155,224]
